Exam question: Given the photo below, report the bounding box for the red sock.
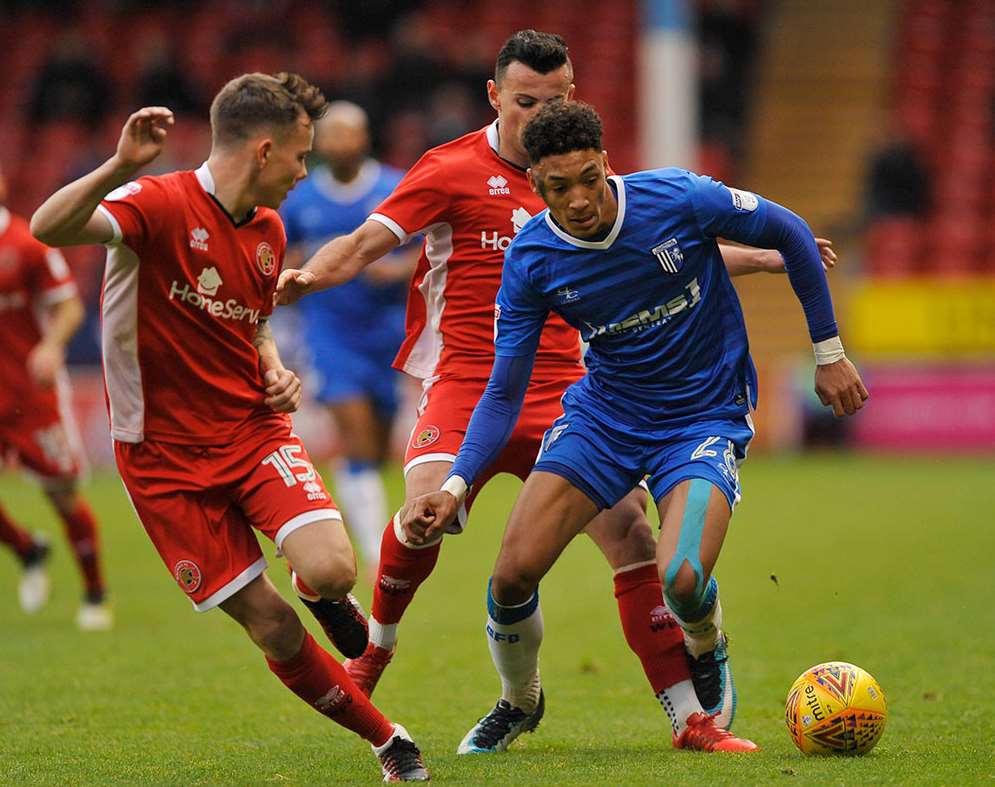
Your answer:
[370,516,441,626]
[266,632,395,745]
[0,504,35,560]
[614,562,690,695]
[57,499,105,598]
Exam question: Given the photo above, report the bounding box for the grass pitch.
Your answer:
[1,454,994,785]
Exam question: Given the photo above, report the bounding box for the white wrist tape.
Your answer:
[813,336,846,366]
[441,475,469,504]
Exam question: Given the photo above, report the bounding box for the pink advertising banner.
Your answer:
[851,365,995,451]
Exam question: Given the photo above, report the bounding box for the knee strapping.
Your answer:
[663,479,713,617]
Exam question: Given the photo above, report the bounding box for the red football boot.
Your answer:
[673,712,760,752]
[345,642,396,698]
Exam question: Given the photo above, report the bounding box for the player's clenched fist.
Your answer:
[114,107,174,172]
[275,268,316,306]
[400,492,458,545]
[815,357,869,417]
[263,368,302,413]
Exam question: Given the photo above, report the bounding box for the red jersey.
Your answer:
[370,122,583,382]
[97,164,286,444]
[0,207,77,419]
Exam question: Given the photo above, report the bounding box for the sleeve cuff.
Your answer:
[368,213,410,244]
[96,204,123,245]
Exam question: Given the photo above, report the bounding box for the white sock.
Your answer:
[334,462,388,566]
[658,679,704,734]
[678,596,723,659]
[486,587,543,713]
[369,616,398,651]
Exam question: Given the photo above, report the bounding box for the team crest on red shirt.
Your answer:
[256,242,276,276]
[173,560,203,594]
[412,425,440,449]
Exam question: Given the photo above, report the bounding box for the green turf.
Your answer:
[1,454,994,785]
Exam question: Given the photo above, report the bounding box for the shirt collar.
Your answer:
[195,162,216,195]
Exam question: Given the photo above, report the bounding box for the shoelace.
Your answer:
[689,649,728,707]
[685,713,736,748]
[472,701,526,748]
[381,738,424,776]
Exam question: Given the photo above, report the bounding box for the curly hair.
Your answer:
[521,100,603,165]
[210,72,327,147]
[495,29,572,82]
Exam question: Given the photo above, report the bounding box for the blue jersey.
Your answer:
[281,160,406,353]
[495,169,770,428]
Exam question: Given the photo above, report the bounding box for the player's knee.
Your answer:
[43,483,79,515]
[491,563,539,607]
[662,561,706,614]
[296,552,357,600]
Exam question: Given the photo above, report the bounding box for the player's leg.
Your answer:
[0,500,51,613]
[459,470,600,754]
[648,420,754,735]
[349,377,476,696]
[653,480,756,751]
[279,518,370,659]
[42,478,111,630]
[583,487,701,735]
[220,574,428,781]
[326,394,390,581]
[348,458,450,695]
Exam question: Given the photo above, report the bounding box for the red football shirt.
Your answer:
[97,164,286,444]
[369,122,583,382]
[0,207,77,419]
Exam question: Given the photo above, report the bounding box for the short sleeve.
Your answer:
[686,173,771,246]
[97,176,168,251]
[25,237,77,304]
[368,152,450,243]
[493,250,548,359]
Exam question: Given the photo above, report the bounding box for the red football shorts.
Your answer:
[115,423,340,612]
[0,404,82,483]
[403,371,582,512]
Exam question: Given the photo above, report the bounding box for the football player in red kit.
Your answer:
[31,73,428,782]
[0,164,110,629]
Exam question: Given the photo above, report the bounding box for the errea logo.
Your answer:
[487,175,511,196]
[190,227,210,251]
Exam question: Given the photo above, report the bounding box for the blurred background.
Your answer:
[2,0,993,461]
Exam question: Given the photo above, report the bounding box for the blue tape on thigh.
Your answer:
[663,478,713,611]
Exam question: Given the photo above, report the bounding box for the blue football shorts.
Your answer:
[309,341,400,417]
[532,402,755,512]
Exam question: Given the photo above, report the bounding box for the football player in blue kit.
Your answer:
[400,100,868,753]
[280,102,415,583]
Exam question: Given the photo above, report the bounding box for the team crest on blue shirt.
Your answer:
[652,238,684,274]
[556,286,580,304]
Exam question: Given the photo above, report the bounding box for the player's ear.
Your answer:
[601,151,610,174]
[256,139,273,169]
[526,168,540,196]
[566,83,576,101]
[486,79,500,112]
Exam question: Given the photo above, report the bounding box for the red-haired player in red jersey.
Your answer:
[31,73,428,782]
[0,164,110,629]
[278,32,834,747]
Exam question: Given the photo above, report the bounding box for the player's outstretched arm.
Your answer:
[253,320,302,413]
[721,238,836,276]
[275,219,400,305]
[31,107,174,247]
